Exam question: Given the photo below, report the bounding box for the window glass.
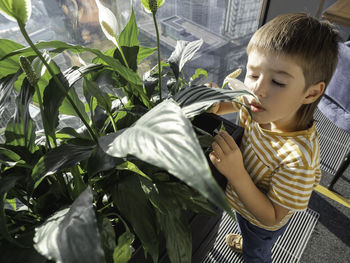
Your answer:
[1,0,261,80]
[0,0,262,129]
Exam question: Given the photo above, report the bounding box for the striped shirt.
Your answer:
[226,99,321,231]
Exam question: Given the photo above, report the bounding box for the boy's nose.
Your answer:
[252,77,267,98]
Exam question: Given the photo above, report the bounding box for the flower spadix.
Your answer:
[141,0,165,14]
[0,0,32,24]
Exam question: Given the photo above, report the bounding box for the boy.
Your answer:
[208,13,340,262]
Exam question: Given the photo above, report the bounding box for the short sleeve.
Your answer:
[267,164,320,211]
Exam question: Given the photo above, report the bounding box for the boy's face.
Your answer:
[244,48,309,132]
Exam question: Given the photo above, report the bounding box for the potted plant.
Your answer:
[0,0,252,262]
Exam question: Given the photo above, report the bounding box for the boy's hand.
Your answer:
[209,130,244,179]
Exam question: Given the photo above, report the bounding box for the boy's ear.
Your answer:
[303,81,325,104]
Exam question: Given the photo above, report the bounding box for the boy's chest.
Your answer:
[241,128,284,184]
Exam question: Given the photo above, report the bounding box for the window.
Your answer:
[0,0,262,130]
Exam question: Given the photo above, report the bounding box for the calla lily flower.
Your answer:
[0,0,32,24]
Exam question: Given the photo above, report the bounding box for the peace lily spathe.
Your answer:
[223,68,251,92]
[0,0,32,24]
[95,0,119,47]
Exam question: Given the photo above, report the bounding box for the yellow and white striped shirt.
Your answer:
[226,100,321,230]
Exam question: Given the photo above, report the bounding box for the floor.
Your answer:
[300,167,350,263]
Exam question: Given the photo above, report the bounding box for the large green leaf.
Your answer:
[0,70,21,117]
[1,41,143,86]
[87,144,123,176]
[113,231,135,263]
[114,46,139,73]
[119,8,138,48]
[0,0,32,24]
[99,99,232,214]
[113,175,158,263]
[158,209,192,263]
[32,144,94,189]
[168,39,203,79]
[0,39,24,79]
[0,175,24,247]
[174,84,253,118]
[84,78,111,112]
[98,216,117,263]
[33,187,105,263]
[5,78,36,153]
[137,46,156,64]
[42,65,99,142]
[0,146,25,167]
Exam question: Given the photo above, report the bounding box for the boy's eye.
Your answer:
[272,79,286,87]
[249,75,259,79]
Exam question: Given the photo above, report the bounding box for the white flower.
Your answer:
[95,0,119,46]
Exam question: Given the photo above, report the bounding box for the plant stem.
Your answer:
[152,12,162,101]
[107,111,117,132]
[33,83,53,149]
[18,21,98,143]
[114,36,129,69]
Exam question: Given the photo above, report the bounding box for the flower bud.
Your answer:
[19,56,39,86]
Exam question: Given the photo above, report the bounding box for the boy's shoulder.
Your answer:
[278,123,320,169]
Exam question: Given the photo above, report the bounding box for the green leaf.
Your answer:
[98,217,117,263]
[33,187,105,263]
[174,84,254,118]
[0,39,25,81]
[190,68,208,84]
[116,161,152,180]
[0,175,24,247]
[119,8,139,48]
[5,78,36,153]
[1,40,143,86]
[168,39,203,79]
[84,78,111,112]
[114,46,139,73]
[42,64,99,142]
[6,198,16,210]
[0,146,26,167]
[69,165,87,200]
[59,88,90,124]
[32,144,94,189]
[99,99,232,215]
[158,209,192,263]
[137,46,157,64]
[113,231,135,263]
[0,71,21,113]
[87,144,123,176]
[113,175,158,263]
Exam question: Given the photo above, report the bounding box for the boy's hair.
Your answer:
[247,13,341,130]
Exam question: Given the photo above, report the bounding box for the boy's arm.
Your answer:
[208,101,237,115]
[210,130,290,226]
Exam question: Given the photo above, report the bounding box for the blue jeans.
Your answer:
[236,213,289,263]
